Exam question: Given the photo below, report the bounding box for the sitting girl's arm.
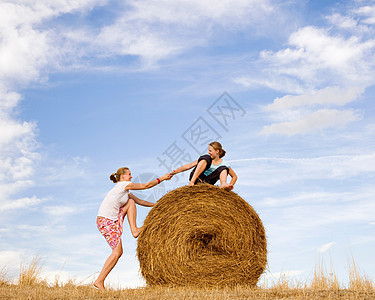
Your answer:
[171,160,198,175]
[228,167,238,186]
[128,193,154,207]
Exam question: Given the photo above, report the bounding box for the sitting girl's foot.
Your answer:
[220,183,233,191]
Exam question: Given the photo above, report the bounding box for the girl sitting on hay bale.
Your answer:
[171,141,237,190]
[94,167,172,291]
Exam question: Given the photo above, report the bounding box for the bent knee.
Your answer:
[114,249,123,258]
[198,160,208,167]
[219,168,229,175]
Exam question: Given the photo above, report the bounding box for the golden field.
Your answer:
[0,257,374,299]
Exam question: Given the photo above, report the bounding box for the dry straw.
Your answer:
[137,184,267,287]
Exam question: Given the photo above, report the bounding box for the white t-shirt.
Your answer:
[97,181,131,220]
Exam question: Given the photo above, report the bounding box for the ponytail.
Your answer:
[109,167,129,183]
[109,173,117,183]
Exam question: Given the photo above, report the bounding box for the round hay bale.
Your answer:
[137,184,267,287]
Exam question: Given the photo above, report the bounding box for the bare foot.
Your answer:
[220,184,233,191]
[188,182,194,186]
[94,280,105,291]
[132,227,142,238]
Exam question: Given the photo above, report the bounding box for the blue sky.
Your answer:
[1,0,375,288]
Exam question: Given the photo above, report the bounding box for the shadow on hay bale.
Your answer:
[137,184,267,287]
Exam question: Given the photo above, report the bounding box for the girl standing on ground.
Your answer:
[171,141,237,190]
[94,167,172,290]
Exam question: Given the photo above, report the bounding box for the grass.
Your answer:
[0,258,374,299]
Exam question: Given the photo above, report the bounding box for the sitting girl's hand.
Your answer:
[160,173,173,181]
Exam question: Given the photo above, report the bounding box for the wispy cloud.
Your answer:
[318,242,336,253]
[265,86,363,111]
[231,153,375,186]
[95,0,280,66]
[260,85,363,135]
[261,108,360,136]
[261,270,305,279]
[353,4,375,25]
[0,196,45,213]
[43,205,80,218]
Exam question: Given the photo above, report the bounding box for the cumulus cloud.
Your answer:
[0,1,106,211]
[235,3,375,139]
[0,0,285,209]
[253,18,373,135]
[261,24,375,86]
[0,90,39,207]
[0,1,107,85]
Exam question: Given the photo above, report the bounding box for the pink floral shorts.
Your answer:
[97,209,124,250]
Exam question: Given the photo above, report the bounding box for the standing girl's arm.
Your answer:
[128,193,154,207]
[125,173,172,190]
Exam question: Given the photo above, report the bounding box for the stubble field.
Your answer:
[0,257,374,299]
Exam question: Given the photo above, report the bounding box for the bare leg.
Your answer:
[189,160,207,185]
[125,199,141,238]
[219,170,233,190]
[94,240,123,291]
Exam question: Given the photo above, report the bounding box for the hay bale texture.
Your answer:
[136,184,267,287]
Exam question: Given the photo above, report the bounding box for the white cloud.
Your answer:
[260,189,375,231]
[0,1,108,210]
[0,196,45,213]
[261,108,359,136]
[0,251,22,273]
[43,205,79,217]
[327,13,359,30]
[0,118,36,148]
[233,76,307,94]
[318,242,336,253]
[0,90,39,206]
[235,5,375,94]
[265,86,363,111]
[270,26,374,82]
[232,153,375,187]
[354,4,375,24]
[95,0,278,66]
[262,191,349,208]
[0,1,107,86]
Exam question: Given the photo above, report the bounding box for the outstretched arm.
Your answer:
[170,161,198,175]
[129,193,154,207]
[125,173,172,190]
[228,167,238,186]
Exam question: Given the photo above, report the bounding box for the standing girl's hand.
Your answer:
[160,173,173,181]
